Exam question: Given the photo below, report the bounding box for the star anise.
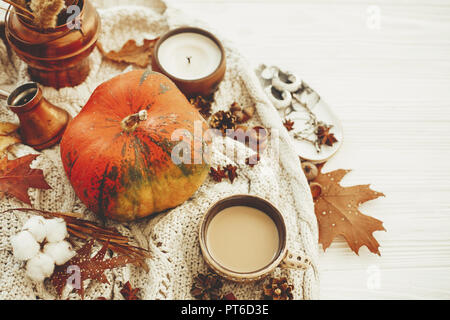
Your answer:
[224,164,238,183]
[210,111,236,134]
[190,95,213,119]
[316,125,338,147]
[191,273,223,300]
[120,281,140,300]
[209,166,227,182]
[263,277,294,300]
[283,119,295,131]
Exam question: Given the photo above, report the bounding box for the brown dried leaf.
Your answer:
[314,166,385,255]
[0,154,51,205]
[51,240,137,298]
[98,38,159,68]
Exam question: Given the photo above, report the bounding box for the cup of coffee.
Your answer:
[199,195,314,282]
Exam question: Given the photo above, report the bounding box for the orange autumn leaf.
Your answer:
[314,166,385,255]
[0,154,51,205]
[98,38,159,68]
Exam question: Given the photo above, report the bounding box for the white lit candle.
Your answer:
[157,32,222,80]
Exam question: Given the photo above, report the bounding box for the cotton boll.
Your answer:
[11,231,40,261]
[44,241,75,265]
[45,218,68,243]
[22,216,47,243]
[25,253,55,282]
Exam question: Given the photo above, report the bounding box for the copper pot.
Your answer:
[4,0,101,89]
[1,82,70,150]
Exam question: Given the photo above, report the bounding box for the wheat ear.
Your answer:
[30,0,65,29]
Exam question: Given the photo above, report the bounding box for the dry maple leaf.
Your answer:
[0,154,51,205]
[51,240,137,298]
[314,165,385,255]
[283,119,295,131]
[98,38,159,68]
[120,281,140,300]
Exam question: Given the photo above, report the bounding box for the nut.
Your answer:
[301,162,318,181]
[230,102,241,113]
[243,105,256,118]
[234,110,250,123]
[309,182,322,200]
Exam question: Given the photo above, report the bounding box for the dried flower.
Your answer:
[120,281,140,300]
[224,164,238,183]
[263,277,294,300]
[316,125,338,147]
[283,119,295,131]
[209,166,227,182]
[210,111,236,134]
[191,273,223,300]
[30,0,65,29]
[190,95,213,119]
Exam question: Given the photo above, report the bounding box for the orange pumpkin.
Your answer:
[60,70,210,221]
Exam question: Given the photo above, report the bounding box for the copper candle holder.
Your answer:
[1,82,71,150]
[152,27,226,98]
[4,0,101,89]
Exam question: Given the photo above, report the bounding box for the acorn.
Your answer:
[243,105,256,118]
[301,162,318,181]
[230,102,241,113]
[234,110,250,123]
[309,182,322,200]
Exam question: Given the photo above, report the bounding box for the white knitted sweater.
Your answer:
[0,0,319,300]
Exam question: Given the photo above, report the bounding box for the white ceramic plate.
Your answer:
[256,65,343,163]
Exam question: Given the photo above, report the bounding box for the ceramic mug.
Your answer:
[199,194,314,282]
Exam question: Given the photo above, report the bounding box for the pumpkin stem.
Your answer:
[121,110,148,133]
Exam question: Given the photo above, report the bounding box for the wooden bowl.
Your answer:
[151,27,226,98]
[199,195,288,282]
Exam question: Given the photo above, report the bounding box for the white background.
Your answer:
[166,0,450,299]
[1,0,449,299]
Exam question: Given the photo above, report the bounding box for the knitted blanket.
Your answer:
[0,0,319,300]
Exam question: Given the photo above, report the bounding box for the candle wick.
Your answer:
[187,56,192,64]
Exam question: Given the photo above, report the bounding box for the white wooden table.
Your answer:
[167,0,450,299]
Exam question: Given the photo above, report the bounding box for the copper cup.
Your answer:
[1,82,71,150]
[199,195,314,282]
[151,27,226,98]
